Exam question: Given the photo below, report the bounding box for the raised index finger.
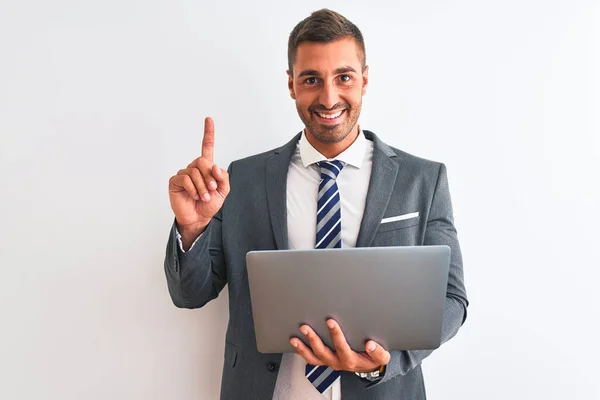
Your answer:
[202,116,215,162]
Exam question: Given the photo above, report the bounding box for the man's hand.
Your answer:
[168,117,230,248]
[290,319,391,373]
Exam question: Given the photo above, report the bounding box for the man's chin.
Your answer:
[310,129,348,144]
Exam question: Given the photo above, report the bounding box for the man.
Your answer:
[165,9,468,400]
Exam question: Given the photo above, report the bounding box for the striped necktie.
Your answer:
[305,160,345,394]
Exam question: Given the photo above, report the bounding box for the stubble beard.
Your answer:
[297,101,362,145]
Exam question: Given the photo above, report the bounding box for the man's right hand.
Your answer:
[168,117,230,249]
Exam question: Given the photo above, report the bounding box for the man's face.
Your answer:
[288,38,369,145]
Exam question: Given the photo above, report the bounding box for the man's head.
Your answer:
[287,9,368,154]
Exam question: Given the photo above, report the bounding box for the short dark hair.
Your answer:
[287,9,366,73]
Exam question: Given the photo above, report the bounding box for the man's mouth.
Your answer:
[313,109,346,124]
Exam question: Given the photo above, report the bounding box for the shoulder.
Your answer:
[365,130,445,178]
[230,149,274,169]
[226,132,301,174]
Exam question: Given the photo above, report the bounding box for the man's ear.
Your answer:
[361,65,369,96]
[287,70,296,100]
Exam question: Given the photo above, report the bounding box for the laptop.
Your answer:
[246,245,450,354]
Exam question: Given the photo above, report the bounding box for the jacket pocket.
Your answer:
[377,214,420,233]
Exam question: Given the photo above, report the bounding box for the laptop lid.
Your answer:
[246,245,450,354]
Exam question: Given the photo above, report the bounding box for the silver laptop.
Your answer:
[246,245,450,354]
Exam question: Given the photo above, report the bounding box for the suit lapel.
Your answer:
[265,130,397,249]
[355,130,399,247]
[265,133,301,250]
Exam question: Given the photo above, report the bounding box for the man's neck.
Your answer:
[304,126,360,159]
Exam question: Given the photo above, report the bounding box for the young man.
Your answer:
[165,9,468,400]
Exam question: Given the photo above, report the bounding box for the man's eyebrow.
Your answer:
[297,69,321,78]
[334,66,358,74]
[296,66,358,78]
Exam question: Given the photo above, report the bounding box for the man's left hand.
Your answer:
[290,319,391,373]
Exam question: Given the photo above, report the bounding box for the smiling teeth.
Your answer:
[317,110,343,119]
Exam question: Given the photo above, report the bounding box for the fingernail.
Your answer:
[208,181,217,190]
[291,340,298,348]
[202,193,211,201]
[327,320,335,329]
[367,342,376,352]
[194,194,200,201]
[300,327,308,335]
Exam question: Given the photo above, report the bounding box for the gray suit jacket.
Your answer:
[164,130,468,400]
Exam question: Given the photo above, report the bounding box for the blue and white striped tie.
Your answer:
[315,160,344,249]
[305,160,345,394]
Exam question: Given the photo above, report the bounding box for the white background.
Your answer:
[1,0,599,399]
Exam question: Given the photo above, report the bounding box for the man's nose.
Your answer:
[318,81,340,109]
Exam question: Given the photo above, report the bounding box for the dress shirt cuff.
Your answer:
[175,225,203,253]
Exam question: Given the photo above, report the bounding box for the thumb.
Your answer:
[212,164,230,196]
[212,164,228,182]
[365,341,391,365]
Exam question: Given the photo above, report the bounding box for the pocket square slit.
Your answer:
[381,212,419,224]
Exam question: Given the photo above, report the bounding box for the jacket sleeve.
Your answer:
[163,166,231,309]
[371,163,469,386]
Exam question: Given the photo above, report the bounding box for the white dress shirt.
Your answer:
[177,130,374,399]
[272,130,374,400]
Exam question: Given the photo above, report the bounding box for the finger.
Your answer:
[188,158,218,191]
[202,117,215,163]
[179,168,210,202]
[179,175,200,200]
[212,164,230,195]
[300,325,338,368]
[169,175,200,201]
[187,157,200,169]
[364,340,391,366]
[327,319,355,369]
[290,338,323,366]
[196,159,218,191]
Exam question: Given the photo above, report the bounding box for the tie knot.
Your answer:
[318,160,345,181]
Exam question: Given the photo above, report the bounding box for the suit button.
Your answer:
[267,362,278,372]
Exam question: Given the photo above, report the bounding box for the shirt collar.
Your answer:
[299,129,367,169]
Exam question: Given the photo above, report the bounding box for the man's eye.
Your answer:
[339,75,351,82]
[305,77,318,84]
